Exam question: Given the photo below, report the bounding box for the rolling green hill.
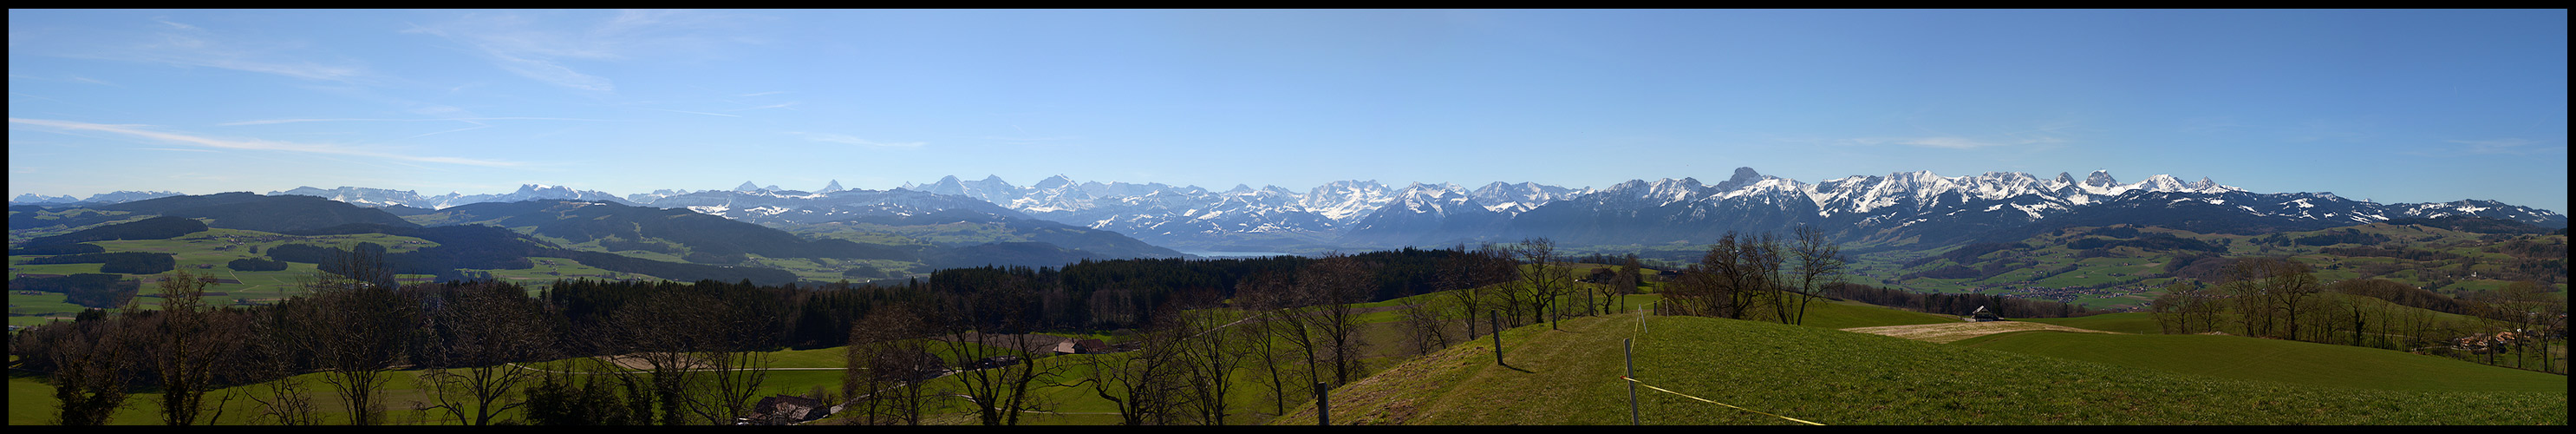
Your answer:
[11,264,2560,425]
[1270,314,2564,424]
[1949,330,2565,393]
[1850,222,2569,311]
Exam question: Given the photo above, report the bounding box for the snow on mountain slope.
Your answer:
[232,167,2554,253]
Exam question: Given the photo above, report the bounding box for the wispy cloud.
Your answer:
[981,124,1077,144]
[218,116,625,126]
[787,132,923,148]
[152,17,200,31]
[1880,137,2006,149]
[1845,122,2073,150]
[46,17,375,82]
[2177,116,2246,135]
[404,124,492,139]
[2286,119,2377,143]
[647,108,740,118]
[725,102,796,112]
[8,75,121,87]
[401,10,766,93]
[10,117,522,167]
[1846,136,2032,149]
[2445,138,2563,155]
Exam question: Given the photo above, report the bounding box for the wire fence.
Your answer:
[1621,299,1826,425]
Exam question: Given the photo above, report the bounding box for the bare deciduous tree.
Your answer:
[1076,309,1185,425]
[149,268,241,425]
[1511,238,1571,330]
[1234,271,1310,417]
[1399,296,1452,356]
[1297,253,1375,385]
[49,308,142,425]
[845,301,936,425]
[2224,257,2318,339]
[1694,232,1784,322]
[305,246,421,425]
[1440,244,1503,341]
[1787,226,1845,326]
[245,300,321,425]
[420,282,554,425]
[1171,290,1248,425]
[929,273,1065,425]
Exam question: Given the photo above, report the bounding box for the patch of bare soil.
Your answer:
[600,352,715,371]
[1838,320,2120,344]
[928,332,1075,354]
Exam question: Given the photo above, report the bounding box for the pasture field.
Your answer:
[2013,312,2160,334]
[10,365,484,425]
[1270,314,2566,424]
[13,264,2561,425]
[1949,330,2567,393]
[1843,224,2568,311]
[7,356,845,426]
[730,253,920,286]
[5,209,150,240]
[528,233,909,286]
[9,227,450,313]
[8,292,86,328]
[1791,299,1962,330]
[1841,320,2121,344]
[476,256,658,289]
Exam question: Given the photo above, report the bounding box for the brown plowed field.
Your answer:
[1839,320,2119,344]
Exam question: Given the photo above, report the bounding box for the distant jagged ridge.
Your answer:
[18,169,2559,251]
[261,184,635,209]
[888,169,2564,249]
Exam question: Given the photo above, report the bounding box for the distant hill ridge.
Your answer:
[15,168,2563,253]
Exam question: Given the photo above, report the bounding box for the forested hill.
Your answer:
[410,200,915,261]
[93,192,421,233]
[405,199,1181,273]
[264,223,800,286]
[16,215,208,247]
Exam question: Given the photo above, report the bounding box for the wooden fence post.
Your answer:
[1490,310,1504,365]
[1628,338,1640,424]
[1315,381,1330,425]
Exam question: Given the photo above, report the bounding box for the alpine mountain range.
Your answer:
[15,168,2565,254]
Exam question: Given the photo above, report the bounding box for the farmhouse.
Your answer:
[871,350,946,381]
[1052,338,1112,355]
[744,395,826,425]
[974,355,1021,369]
[1969,306,2003,322]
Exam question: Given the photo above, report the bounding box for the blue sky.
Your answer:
[10,10,2567,213]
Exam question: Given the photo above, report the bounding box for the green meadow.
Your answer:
[1950,330,2566,393]
[11,262,2564,425]
[1270,314,2565,424]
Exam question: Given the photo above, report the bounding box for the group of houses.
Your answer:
[740,335,1122,425]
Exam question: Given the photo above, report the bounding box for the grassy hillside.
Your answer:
[1948,331,2566,393]
[1269,314,2565,424]
[6,356,847,426]
[1849,223,2569,311]
[1792,299,1963,329]
[8,227,451,326]
[4,225,697,326]
[2015,312,2160,334]
[14,266,2557,425]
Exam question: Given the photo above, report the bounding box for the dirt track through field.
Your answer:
[1838,321,2119,344]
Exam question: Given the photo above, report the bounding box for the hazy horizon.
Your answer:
[10,10,2566,213]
